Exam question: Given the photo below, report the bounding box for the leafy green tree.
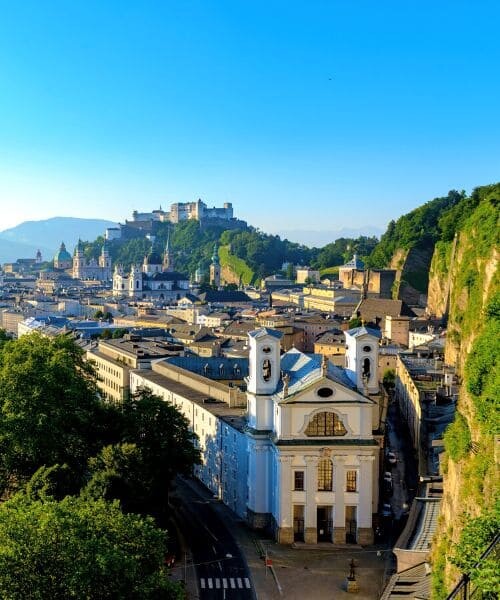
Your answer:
[0,329,11,348]
[119,388,201,520]
[382,369,396,390]
[94,309,104,319]
[348,317,363,329]
[112,327,129,339]
[84,443,158,515]
[0,493,183,599]
[0,334,119,494]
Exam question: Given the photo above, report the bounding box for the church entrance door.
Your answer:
[316,506,333,542]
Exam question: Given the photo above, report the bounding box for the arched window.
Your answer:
[363,357,371,380]
[317,458,333,491]
[305,412,347,437]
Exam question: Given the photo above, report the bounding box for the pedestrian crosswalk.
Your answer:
[200,577,251,590]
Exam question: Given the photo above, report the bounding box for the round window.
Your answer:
[262,346,271,354]
[317,387,334,398]
[363,345,372,353]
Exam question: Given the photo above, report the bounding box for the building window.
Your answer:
[317,459,333,491]
[305,412,347,437]
[294,471,305,491]
[346,470,357,492]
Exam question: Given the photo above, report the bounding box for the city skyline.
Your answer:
[1,1,499,234]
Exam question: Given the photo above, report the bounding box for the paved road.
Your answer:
[173,477,254,600]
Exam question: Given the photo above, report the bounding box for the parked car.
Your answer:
[387,451,397,465]
[381,502,393,517]
[383,471,392,483]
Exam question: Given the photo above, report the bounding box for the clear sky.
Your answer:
[0,1,499,236]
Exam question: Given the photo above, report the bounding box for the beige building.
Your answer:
[87,335,181,403]
[296,267,320,284]
[314,329,346,366]
[385,315,411,346]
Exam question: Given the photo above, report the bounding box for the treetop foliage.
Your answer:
[0,493,182,599]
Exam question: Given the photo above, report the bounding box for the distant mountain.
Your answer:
[0,238,52,265]
[274,226,383,247]
[0,217,117,263]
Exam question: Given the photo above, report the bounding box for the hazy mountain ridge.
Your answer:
[0,217,117,263]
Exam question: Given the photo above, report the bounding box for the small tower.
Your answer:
[344,326,381,394]
[99,241,111,270]
[129,264,142,296]
[210,243,221,288]
[35,249,42,264]
[73,239,86,279]
[247,328,282,396]
[163,229,174,272]
[246,327,283,433]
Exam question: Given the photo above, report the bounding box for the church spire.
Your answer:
[163,228,174,271]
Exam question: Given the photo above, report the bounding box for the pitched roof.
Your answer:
[278,348,356,396]
[346,326,382,338]
[248,327,283,340]
[357,298,416,320]
[198,290,252,303]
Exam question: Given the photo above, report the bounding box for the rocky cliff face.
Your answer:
[428,190,499,597]
[389,245,434,305]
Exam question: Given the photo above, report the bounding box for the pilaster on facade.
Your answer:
[303,455,319,543]
[358,455,375,531]
[333,456,346,530]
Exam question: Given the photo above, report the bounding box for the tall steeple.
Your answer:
[163,228,174,272]
[210,242,221,288]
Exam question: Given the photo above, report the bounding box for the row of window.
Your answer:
[293,464,357,492]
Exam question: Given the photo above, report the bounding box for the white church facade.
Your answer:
[130,325,382,545]
[112,242,190,301]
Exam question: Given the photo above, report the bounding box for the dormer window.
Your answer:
[305,412,347,436]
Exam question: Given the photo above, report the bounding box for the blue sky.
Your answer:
[0,1,498,239]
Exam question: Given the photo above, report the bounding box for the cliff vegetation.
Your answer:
[429,184,499,598]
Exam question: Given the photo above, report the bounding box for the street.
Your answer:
[172,477,255,600]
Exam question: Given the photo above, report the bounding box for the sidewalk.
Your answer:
[182,477,391,600]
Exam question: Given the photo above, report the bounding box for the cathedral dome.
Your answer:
[53,242,72,263]
[144,252,162,265]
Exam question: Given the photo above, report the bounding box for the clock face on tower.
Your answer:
[262,359,271,382]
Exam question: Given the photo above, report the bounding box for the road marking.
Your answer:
[208,578,213,589]
[244,578,251,588]
[223,578,228,588]
[218,561,223,572]
[203,524,219,542]
[200,578,205,589]
[230,578,236,588]
[237,578,243,588]
[215,578,221,589]
[211,545,217,554]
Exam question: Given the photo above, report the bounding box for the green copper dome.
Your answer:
[54,242,72,263]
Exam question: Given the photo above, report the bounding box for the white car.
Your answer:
[387,451,397,465]
[383,471,392,483]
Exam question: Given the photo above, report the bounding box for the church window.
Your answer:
[136,280,139,288]
[305,412,347,437]
[262,346,271,354]
[294,471,305,491]
[362,358,371,380]
[262,359,271,382]
[317,387,334,398]
[346,470,357,492]
[317,459,333,491]
[363,345,372,353]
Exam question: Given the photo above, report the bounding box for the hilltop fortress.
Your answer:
[106,199,246,241]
